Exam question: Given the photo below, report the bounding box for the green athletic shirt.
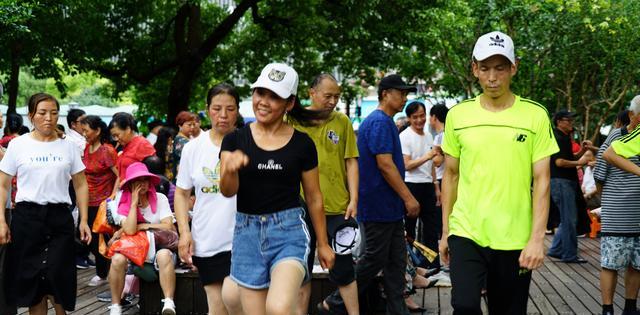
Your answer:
[290,111,359,215]
[611,125,640,158]
[442,95,559,250]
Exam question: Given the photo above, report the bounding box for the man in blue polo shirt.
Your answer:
[320,74,419,315]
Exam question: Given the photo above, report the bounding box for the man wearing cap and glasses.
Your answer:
[321,74,419,315]
[439,31,559,313]
[547,110,594,264]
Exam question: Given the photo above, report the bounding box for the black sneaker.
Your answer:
[76,257,90,269]
[97,291,111,302]
[86,257,96,267]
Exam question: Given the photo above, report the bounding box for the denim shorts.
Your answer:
[601,236,640,270]
[230,207,310,289]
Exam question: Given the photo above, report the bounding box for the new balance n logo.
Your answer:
[515,134,527,142]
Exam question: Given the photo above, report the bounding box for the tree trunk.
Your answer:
[8,41,22,114]
[167,62,199,126]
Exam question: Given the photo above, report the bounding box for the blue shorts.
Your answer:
[230,207,310,289]
[601,236,640,271]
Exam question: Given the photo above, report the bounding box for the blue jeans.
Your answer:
[548,178,579,261]
[230,207,310,289]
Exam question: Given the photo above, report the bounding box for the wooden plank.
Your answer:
[528,274,558,315]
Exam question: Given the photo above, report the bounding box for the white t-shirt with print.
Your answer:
[0,134,85,204]
[176,131,236,257]
[400,127,434,183]
[434,131,445,180]
[115,192,174,225]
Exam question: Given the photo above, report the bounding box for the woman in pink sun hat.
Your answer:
[107,162,177,315]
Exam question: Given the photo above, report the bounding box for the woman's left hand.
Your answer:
[79,222,92,244]
[317,243,335,270]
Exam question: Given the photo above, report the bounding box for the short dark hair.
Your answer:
[310,73,338,89]
[430,104,448,123]
[405,101,425,117]
[109,112,138,132]
[4,113,23,135]
[148,119,164,131]
[67,108,86,126]
[206,83,240,109]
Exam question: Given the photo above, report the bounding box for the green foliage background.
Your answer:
[0,0,639,139]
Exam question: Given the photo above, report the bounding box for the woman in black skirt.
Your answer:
[0,93,91,314]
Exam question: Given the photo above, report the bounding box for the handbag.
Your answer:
[107,231,150,267]
[92,199,116,235]
[152,229,179,252]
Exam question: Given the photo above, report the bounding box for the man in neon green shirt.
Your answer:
[440,31,559,313]
[604,127,640,176]
[289,74,360,315]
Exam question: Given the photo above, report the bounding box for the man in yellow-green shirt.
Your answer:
[440,31,559,314]
[289,74,360,315]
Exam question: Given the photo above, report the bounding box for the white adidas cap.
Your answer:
[251,63,299,99]
[472,31,515,64]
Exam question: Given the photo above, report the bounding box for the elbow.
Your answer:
[602,150,613,163]
[220,185,235,198]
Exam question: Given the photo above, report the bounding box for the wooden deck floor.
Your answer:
[17,235,617,314]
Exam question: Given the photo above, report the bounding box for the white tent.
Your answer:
[0,104,137,131]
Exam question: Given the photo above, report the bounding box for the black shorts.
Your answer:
[305,213,356,286]
[192,251,231,286]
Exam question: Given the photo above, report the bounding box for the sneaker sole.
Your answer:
[162,308,176,315]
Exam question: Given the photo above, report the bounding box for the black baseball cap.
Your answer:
[378,74,417,94]
[553,110,576,123]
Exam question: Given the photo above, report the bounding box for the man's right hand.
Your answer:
[0,221,10,245]
[439,234,449,265]
[405,197,420,218]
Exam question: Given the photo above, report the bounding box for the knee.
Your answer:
[266,299,293,315]
[221,280,241,311]
[110,253,128,271]
[156,250,174,268]
[329,254,356,286]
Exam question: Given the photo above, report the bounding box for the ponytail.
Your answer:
[286,96,331,126]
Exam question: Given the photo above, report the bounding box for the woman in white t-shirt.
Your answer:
[399,102,439,261]
[0,93,91,314]
[107,162,176,315]
[175,83,242,315]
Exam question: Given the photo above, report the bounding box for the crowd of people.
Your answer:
[0,30,639,315]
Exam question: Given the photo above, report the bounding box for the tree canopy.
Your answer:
[0,0,639,138]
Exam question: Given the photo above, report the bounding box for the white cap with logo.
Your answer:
[472,31,515,64]
[251,63,299,99]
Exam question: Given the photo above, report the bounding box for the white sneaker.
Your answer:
[161,298,176,315]
[88,275,108,287]
[108,304,122,315]
[429,271,452,287]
